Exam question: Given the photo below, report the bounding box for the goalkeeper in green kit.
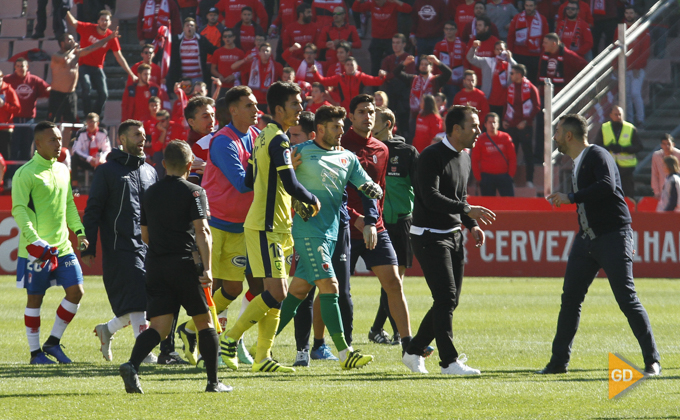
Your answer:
[276,105,383,369]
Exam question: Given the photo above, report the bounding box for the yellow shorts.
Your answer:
[212,229,247,281]
[244,228,294,279]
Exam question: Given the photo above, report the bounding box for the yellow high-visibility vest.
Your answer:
[601,121,638,167]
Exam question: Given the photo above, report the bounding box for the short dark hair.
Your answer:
[524,0,535,4]
[118,119,143,138]
[558,113,587,140]
[392,33,407,42]
[260,42,272,51]
[495,40,506,49]
[86,112,100,122]
[98,9,112,18]
[296,3,311,17]
[445,105,478,134]
[315,105,346,128]
[463,69,476,78]
[337,42,351,53]
[511,64,527,77]
[184,17,196,25]
[298,111,316,135]
[184,96,215,122]
[241,6,253,13]
[349,94,374,115]
[15,57,28,65]
[143,44,155,51]
[156,109,170,118]
[475,1,486,9]
[485,112,499,123]
[544,32,561,44]
[164,140,193,171]
[477,16,491,29]
[222,27,234,37]
[57,33,72,46]
[148,96,161,104]
[312,82,325,92]
[267,81,302,116]
[661,133,674,144]
[445,20,457,28]
[282,66,295,75]
[224,85,253,110]
[34,121,58,138]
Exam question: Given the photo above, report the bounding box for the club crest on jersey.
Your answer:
[231,256,247,267]
[322,262,330,271]
[372,155,378,164]
[390,156,399,164]
[193,191,201,197]
[339,157,348,167]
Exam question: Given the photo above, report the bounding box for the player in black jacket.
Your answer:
[402,105,495,375]
[540,114,660,376]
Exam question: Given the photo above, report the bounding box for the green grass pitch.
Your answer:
[1,276,678,419]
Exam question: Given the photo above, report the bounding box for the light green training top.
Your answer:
[11,152,84,258]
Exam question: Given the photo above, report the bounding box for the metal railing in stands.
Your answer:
[542,0,677,198]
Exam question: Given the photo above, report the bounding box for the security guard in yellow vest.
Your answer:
[594,106,642,197]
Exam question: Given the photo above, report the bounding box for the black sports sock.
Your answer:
[44,335,60,347]
[198,328,219,383]
[401,336,412,353]
[129,328,161,371]
[312,338,325,351]
[221,289,238,301]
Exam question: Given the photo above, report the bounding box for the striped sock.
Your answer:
[24,307,41,353]
[50,299,79,340]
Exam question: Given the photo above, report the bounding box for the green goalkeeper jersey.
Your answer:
[292,140,373,240]
[11,152,84,258]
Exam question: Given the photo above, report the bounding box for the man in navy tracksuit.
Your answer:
[541,114,660,376]
[83,120,185,365]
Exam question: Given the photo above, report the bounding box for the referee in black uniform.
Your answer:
[119,140,232,393]
[402,105,496,375]
[541,114,660,375]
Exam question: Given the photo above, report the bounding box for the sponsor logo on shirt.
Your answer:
[283,149,292,165]
[418,5,437,21]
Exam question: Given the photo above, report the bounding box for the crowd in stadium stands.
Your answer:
[0,0,667,198]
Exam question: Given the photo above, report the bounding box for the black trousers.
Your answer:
[293,286,315,351]
[368,38,393,76]
[591,18,618,56]
[480,173,514,197]
[35,0,71,37]
[618,166,635,198]
[507,125,534,183]
[549,228,659,367]
[407,230,464,367]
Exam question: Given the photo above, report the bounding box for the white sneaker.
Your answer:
[441,354,480,375]
[402,352,428,373]
[142,352,158,364]
[93,323,113,361]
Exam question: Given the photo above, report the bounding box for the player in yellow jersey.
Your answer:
[221,81,321,373]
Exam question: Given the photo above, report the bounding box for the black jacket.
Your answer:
[412,140,477,231]
[82,148,158,256]
[570,145,631,237]
[167,33,219,92]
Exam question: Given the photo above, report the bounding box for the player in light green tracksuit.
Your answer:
[275,105,383,369]
[12,121,88,364]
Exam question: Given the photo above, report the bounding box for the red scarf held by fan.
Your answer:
[489,57,509,105]
[505,77,533,120]
[591,0,605,15]
[410,73,435,113]
[142,0,170,39]
[513,11,544,54]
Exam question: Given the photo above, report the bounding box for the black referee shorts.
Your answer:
[385,215,414,268]
[145,255,209,319]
